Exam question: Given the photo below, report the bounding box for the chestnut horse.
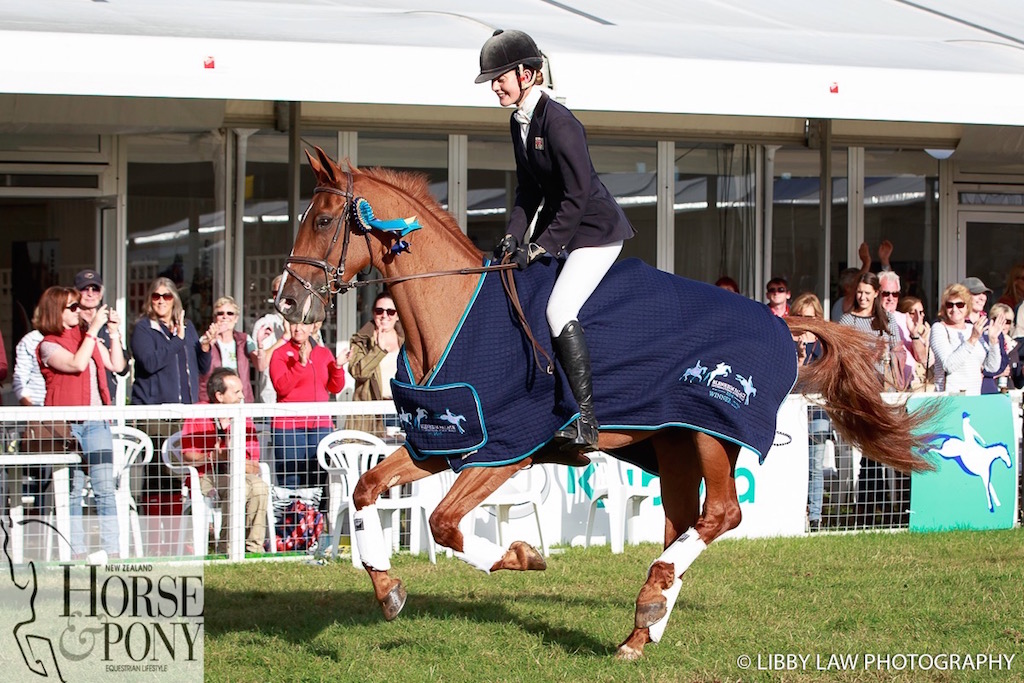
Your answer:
[276,147,932,660]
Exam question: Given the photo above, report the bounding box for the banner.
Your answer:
[909,394,1018,531]
[722,394,809,539]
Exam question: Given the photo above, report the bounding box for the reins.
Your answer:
[285,176,554,374]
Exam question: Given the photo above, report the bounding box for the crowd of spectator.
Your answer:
[754,242,1024,532]
[8,250,1024,556]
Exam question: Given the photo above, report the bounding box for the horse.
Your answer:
[930,412,1013,512]
[276,147,933,660]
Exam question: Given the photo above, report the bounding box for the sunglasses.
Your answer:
[215,311,237,317]
[767,287,787,294]
[945,301,966,310]
[65,302,80,312]
[151,292,175,302]
[374,307,398,316]
[880,291,900,298]
[80,285,102,293]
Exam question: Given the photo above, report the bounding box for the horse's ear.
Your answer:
[305,146,339,186]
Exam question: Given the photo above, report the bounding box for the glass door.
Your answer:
[958,211,1024,308]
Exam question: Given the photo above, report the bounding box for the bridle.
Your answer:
[281,170,552,373]
[282,169,367,311]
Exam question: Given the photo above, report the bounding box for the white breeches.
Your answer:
[546,241,623,334]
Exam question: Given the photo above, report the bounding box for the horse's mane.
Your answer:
[353,165,479,252]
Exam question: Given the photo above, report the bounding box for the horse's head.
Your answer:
[276,146,373,324]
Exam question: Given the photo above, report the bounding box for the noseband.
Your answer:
[283,170,369,310]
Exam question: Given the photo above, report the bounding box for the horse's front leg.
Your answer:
[429,460,546,573]
[351,446,446,621]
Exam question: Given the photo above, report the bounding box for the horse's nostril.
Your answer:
[277,297,294,313]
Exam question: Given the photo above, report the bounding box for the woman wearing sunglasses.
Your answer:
[36,285,125,558]
[130,277,211,405]
[897,296,934,391]
[930,283,1005,395]
[197,295,260,404]
[348,292,405,435]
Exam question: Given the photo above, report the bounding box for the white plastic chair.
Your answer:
[585,454,661,553]
[477,465,549,557]
[110,425,153,558]
[162,431,220,557]
[45,425,153,560]
[317,429,437,567]
[162,430,276,557]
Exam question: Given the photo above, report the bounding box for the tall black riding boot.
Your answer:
[552,320,600,452]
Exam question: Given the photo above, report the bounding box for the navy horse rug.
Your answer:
[392,257,798,473]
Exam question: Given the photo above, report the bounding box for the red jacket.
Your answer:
[269,340,345,430]
[39,326,111,406]
[181,412,260,477]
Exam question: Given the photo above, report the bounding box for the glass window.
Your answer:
[772,147,849,303]
[241,131,337,343]
[0,197,100,363]
[592,141,657,265]
[126,133,224,336]
[674,144,759,291]
[467,137,656,265]
[863,149,939,312]
[355,134,448,325]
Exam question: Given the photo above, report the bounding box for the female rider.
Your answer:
[477,29,635,451]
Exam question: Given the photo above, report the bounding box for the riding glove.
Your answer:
[495,233,519,261]
[512,242,546,270]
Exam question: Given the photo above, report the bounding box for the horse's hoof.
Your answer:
[634,599,667,629]
[509,540,547,571]
[615,644,643,661]
[380,581,406,622]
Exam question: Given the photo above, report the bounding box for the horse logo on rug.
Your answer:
[928,411,1013,512]
[398,408,413,427]
[439,409,467,434]
[735,375,757,404]
[680,360,707,383]
[414,408,429,428]
[705,362,732,386]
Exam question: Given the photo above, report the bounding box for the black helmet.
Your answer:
[475,29,543,84]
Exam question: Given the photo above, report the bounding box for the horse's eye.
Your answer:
[314,214,334,231]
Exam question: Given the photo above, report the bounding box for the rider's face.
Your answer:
[491,70,523,107]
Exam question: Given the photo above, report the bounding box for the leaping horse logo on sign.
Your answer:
[928,411,1014,512]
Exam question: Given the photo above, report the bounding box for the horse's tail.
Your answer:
[784,317,935,474]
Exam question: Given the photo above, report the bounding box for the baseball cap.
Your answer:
[74,269,103,290]
[960,276,992,296]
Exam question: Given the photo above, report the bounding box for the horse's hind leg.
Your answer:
[352,447,446,621]
[617,430,741,661]
[429,460,546,572]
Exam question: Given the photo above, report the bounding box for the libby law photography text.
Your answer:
[737,652,1016,673]
[0,556,204,683]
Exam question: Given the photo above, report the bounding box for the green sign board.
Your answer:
[909,394,1018,531]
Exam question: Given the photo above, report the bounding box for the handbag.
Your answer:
[880,338,910,392]
[21,421,78,453]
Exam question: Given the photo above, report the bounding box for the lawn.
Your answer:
[203,529,1024,682]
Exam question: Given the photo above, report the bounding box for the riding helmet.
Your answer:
[475,29,543,83]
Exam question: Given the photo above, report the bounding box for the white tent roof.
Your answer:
[2,1,1023,125]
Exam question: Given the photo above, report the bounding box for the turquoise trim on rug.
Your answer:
[422,258,489,387]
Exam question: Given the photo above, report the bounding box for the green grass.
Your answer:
[203,529,1024,682]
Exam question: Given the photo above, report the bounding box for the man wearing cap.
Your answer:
[75,269,129,401]
[961,276,993,325]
